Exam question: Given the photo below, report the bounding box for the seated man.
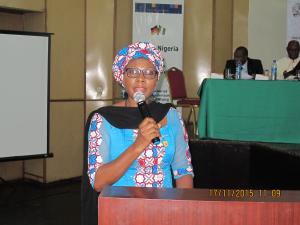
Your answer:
[277,40,300,80]
[224,46,264,79]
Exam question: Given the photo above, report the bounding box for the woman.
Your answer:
[81,42,193,225]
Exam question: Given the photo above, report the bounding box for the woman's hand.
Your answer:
[133,117,161,152]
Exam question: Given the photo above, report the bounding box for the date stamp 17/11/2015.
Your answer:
[209,189,281,199]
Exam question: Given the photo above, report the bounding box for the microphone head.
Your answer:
[133,91,146,103]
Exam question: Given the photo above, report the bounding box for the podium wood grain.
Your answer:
[98,186,300,225]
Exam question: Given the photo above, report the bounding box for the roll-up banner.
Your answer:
[133,0,184,103]
[287,0,300,42]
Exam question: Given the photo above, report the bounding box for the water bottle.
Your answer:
[120,88,126,99]
[235,62,242,79]
[264,69,269,77]
[271,60,277,80]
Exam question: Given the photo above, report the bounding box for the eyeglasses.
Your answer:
[125,68,158,79]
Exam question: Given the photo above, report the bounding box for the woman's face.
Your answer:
[123,58,158,106]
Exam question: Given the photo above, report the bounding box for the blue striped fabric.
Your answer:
[135,3,182,14]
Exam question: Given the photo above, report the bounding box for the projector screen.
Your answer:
[0,30,50,161]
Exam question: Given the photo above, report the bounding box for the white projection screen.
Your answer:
[0,30,50,161]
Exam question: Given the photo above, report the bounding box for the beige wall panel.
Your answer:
[232,0,249,49]
[23,12,46,32]
[0,12,23,30]
[24,159,44,182]
[86,0,114,100]
[212,0,233,73]
[113,0,132,98]
[86,101,114,121]
[0,0,45,12]
[0,161,23,181]
[47,0,85,100]
[115,0,132,52]
[47,102,84,182]
[248,0,286,70]
[184,0,213,97]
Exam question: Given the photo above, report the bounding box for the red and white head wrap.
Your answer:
[112,42,164,86]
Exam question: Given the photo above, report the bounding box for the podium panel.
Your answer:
[99,186,300,225]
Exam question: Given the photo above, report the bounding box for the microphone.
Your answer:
[133,92,160,145]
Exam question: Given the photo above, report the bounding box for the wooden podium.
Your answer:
[99,186,300,225]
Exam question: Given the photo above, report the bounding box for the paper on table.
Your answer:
[255,74,269,80]
[210,73,224,79]
[286,75,297,80]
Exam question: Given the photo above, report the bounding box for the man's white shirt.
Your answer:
[277,56,300,80]
[240,61,254,79]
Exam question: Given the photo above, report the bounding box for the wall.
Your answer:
[212,0,233,73]
[113,0,132,99]
[0,12,23,29]
[248,0,287,70]
[86,0,115,116]
[183,0,214,97]
[44,0,85,182]
[233,0,249,49]
[0,0,44,12]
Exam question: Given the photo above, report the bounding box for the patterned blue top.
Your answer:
[87,107,193,188]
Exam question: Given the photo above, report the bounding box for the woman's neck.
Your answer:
[125,98,138,107]
[125,96,153,107]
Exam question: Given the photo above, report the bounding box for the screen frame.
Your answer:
[0,30,52,162]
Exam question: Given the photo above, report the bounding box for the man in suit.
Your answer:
[277,40,300,80]
[224,46,264,79]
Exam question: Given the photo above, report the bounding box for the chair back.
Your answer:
[166,67,187,99]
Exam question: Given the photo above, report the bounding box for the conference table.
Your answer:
[197,79,300,144]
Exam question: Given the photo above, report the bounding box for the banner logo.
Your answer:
[151,25,166,35]
[292,3,300,16]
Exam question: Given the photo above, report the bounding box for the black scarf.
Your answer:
[96,102,173,129]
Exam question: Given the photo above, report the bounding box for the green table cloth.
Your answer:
[198,79,300,144]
